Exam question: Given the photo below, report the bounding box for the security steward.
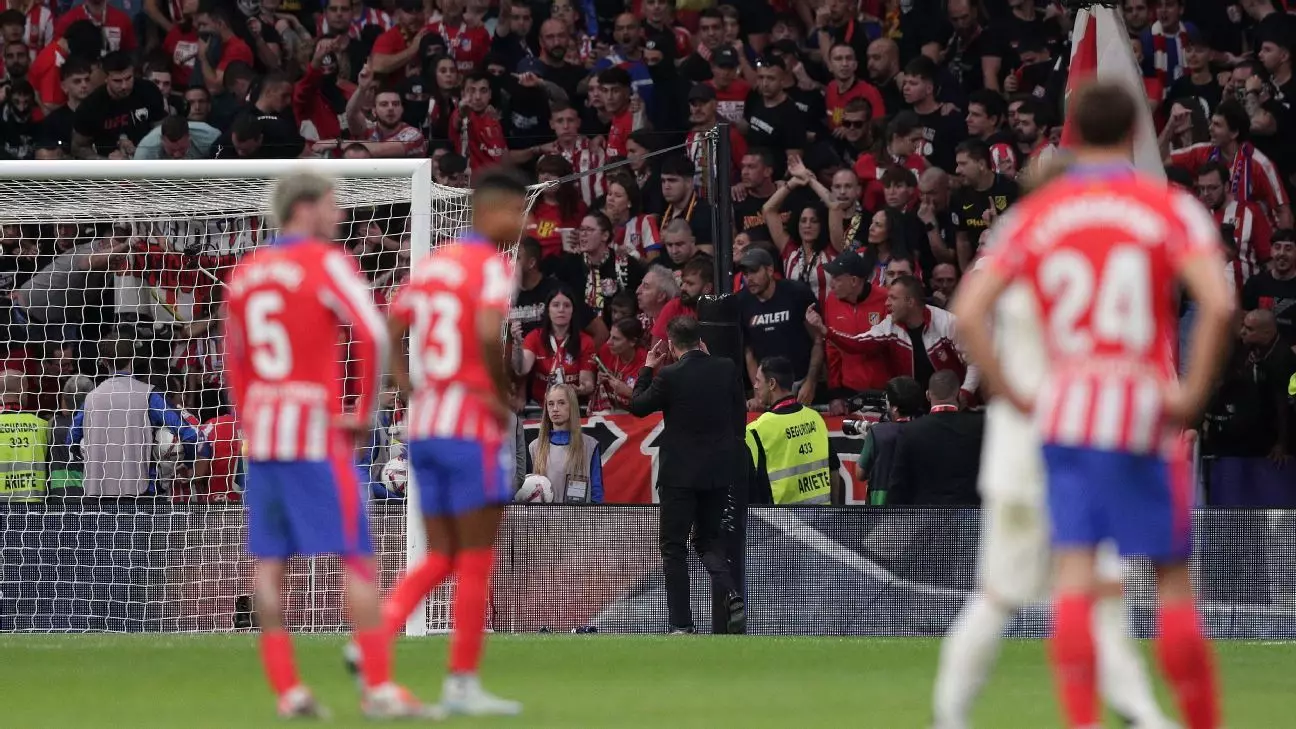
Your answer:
[745,356,842,505]
[0,369,50,502]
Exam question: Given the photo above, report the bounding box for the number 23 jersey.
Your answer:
[981,173,1222,454]
[389,236,516,443]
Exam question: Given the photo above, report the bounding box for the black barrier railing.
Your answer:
[2,503,1294,638]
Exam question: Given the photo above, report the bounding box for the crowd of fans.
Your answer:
[1,0,1295,505]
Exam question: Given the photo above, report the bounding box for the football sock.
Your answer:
[1093,596,1163,725]
[259,630,300,697]
[355,628,391,689]
[1050,593,1098,728]
[382,552,454,640]
[932,593,1013,728]
[449,547,494,675]
[1156,600,1220,729]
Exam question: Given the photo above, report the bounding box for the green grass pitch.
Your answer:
[2,634,1289,728]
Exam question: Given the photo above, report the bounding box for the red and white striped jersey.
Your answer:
[389,234,516,442]
[1211,199,1272,293]
[556,136,607,207]
[225,238,388,462]
[15,3,53,52]
[317,7,392,40]
[615,214,661,257]
[1170,142,1290,223]
[982,168,1223,454]
[360,119,426,157]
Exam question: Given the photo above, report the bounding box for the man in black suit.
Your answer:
[886,370,984,506]
[628,316,746,634]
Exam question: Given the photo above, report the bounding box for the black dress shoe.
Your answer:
[725,592,746,634]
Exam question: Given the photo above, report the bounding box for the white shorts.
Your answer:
[977,402,1123,605]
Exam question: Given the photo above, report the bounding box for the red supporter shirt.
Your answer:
[709,78,750,123]
[525,199,587,259]
[162,25,200,88]
[389,235,515,442]
[1169,142,1290,222]
[651,296,696,341]
[216,35,254,72]
[826,78,886,128]
[200,414,242,502]
[853,152,926,212]
[590,342,646,411]
[55,3,136,52]
[824,285,890,391]
[448,106,507,171]
[428,20,490,73]
[522,329,596,404]
[30,43,63,107]
[225,237,388,462]
[360,119,426,156]
[372,26,420,77]
[983,171,1221,453]
[1212,199,1272,294]
[606,108,633,158]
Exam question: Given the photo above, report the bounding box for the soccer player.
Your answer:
[955,81,1233,729]
[225,171,420,719]
[931,149,1172,729]
[376,168,527,715]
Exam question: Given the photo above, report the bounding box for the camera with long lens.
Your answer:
[841,420,871,437]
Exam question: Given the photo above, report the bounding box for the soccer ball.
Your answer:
[380,455,409,495]
[154,427,182,481]
[514,474,555,503]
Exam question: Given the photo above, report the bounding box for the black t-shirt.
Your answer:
[913,106,967,173]
[0,104,39,159]
[503,82,552,147]
[734,192,772,237]
[72,79,167,155]
[511,273,597,336]
[538,60,587,104]
[663,193,715,245]
[744,93,807,154]
[897,0,944,64]
[987,13,1064,79]
[1242,272,1296,342]
[951,174,1020,255]
[906,324,935,388]
[678,53,713,83]
[946,30,990,97]
[788,86,828,142]
[737,279,818,381]
[39,105,76,148]
[1165,76,1222,117]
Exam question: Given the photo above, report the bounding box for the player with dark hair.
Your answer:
[955,81,1232,729]
[375,167,528,716]
[226,171,420,719]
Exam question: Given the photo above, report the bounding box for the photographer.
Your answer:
[855,376,926,506]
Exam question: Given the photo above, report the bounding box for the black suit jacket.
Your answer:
[886,410,984,506]
[628,349,746,491]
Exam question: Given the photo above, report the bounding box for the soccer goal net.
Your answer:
[0,159,525,635]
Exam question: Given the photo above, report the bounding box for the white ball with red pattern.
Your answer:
[514,475,555,503]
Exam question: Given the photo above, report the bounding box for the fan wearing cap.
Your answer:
[370,0,428,77]
[769,40,830,144]
[1257,19,1296,112]
[821,248,890,414]
[685,83,746,182]
[706,46,751,123]
[745,54,807,160]
[1004,35,1052,100]
[678,7,726,82]
[736,248,823,409]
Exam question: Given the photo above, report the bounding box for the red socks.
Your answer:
[1050,594,1098,728]
[383,552,454,640]
[258,630,300,697]
[355,628,391,689]
[1157,600,1220,729]
[449,547,494,674]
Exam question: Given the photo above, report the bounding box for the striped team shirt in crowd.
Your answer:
[1213,198,1272,293]
[556,136,607,207]
[225,238,388,462]
[982,166,1222,454]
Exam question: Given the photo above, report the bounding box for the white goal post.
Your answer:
[0,159,481,635]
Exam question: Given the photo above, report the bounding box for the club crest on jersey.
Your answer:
[935,350,947,361]
[869,312,881,325]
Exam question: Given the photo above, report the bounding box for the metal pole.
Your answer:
[713,123,735,295]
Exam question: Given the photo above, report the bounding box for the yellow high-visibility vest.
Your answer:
[0,412,49,502]
[745,403,832,505]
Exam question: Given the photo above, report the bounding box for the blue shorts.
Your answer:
[245,455,373,559]
[1042,444,1193,562]
[408,436,514,518]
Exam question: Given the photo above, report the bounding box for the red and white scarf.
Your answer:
[1150,21,1187,101]
[1210,142,1255,203]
